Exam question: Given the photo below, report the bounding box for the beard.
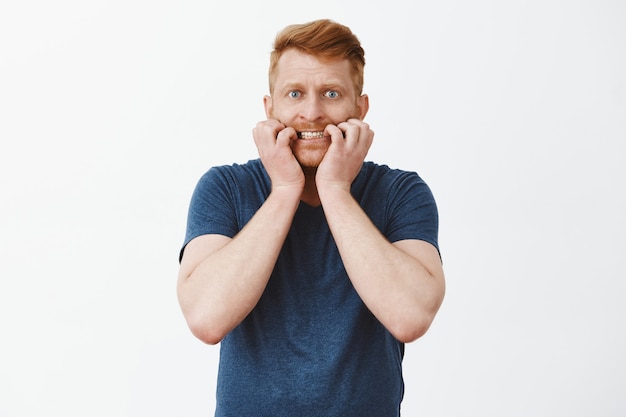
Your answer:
[290,134,330,173]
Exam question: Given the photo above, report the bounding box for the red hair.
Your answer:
[268,19,366,95]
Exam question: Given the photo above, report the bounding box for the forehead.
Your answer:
[273,49,354,90]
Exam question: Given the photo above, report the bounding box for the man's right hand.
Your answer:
[253,119,305,194]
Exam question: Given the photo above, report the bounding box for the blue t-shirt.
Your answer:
[181,159,439,417]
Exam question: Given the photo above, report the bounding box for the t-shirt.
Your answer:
[181,159,439,417]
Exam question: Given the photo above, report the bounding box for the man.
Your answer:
[177,19,445,416]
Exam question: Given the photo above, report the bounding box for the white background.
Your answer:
[1,0,625,416]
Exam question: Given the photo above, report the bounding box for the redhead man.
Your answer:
[177,19,445,416]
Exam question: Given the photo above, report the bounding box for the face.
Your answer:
[264,48,369,170]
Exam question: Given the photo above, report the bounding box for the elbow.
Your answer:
[389,315,434,343]
[394,280,446,343]
[389,300,443,343]
[195,331,224,346]
[178,285,229,345]
[180,303,230,345]
[186,315,228,345]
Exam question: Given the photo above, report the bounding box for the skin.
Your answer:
[177,48,445,345]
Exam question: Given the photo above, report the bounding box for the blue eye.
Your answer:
[325,90,339,99]
[288,91,301,99]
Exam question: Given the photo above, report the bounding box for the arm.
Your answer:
[317,192,445,343]
[317,120,445,343]
[177,120,303,345]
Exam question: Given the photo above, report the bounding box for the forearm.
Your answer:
[178,188,301,344]
[319,187,445,343]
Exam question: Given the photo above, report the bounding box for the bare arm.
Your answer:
[177,120,304,344]
[177,188,300,344]
[318,191,445,343]
[317,120,445,343]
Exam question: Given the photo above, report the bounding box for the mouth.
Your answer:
[296,131,326,140]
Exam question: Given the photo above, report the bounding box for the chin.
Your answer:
[295,154,324,171]
[292,141,329,170]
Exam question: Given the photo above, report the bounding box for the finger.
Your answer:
[276,126,297,146]
[340,119,373,145]
[336,120,361,144]
[324,124,344,142]
[253,119,285,146]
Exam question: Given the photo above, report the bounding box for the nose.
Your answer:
[299,95,324,122]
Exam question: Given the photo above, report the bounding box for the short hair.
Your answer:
[268,19,366,95]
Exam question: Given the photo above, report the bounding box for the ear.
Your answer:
[357,94,369,119]
[263,95,273,118]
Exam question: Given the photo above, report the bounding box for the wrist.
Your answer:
[270,183,304,204]
[317,181,352,204]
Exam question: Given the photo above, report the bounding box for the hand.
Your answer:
[253,119,305,193]
[316,118,374,193]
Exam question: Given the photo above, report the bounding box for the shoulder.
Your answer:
[183,159,269,249]
[189,158,270,213]
[357,162,439,248]
[356,161,431,192]
[193,159,268,193]
[199,159,267,183]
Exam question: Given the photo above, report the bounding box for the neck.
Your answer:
[300,171,321,207]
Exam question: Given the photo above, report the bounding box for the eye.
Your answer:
[288,90,301,99]
[324,90,340,99]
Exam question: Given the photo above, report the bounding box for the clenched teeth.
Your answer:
[297,131,325,139]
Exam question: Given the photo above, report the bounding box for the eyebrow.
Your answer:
[278,81,347,93]
[279,82,304,91]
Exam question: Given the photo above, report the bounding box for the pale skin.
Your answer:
[177,49,445,345]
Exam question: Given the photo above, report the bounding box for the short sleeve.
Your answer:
[179,168,239,261]
[385,171,439,253]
